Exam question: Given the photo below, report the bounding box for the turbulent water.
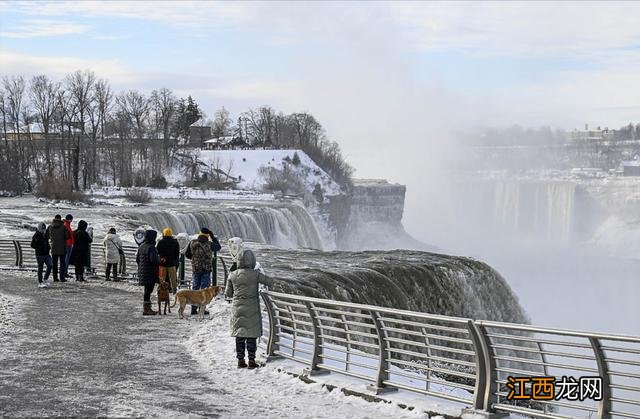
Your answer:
[254,246,529,323]
[122,204,324,250]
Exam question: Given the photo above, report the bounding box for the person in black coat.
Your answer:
[136,229,159,315]
[31,222,52,287]
[70,220,92,282]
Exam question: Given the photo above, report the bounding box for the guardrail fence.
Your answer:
[260,291,640,419]
[0,238,228,288]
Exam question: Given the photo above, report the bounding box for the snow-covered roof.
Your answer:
[622,160,640,167]
[204,136,235,144]
[189,118,208,127]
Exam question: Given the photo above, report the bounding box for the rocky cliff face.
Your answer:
[326,179,429,251]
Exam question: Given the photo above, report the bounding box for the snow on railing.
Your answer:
[260,290,640,419]
[0,239,229,288]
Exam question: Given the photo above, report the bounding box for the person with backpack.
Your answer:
[31,222,52,288]
[70,220,92,282]
[185,227,221,315]
[156,227,180,293]
[136,229,160,316]
[47,214,69,282]
[103,227,123,281]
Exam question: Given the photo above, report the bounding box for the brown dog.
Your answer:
[171,285,222,320]
[157,281,171,315]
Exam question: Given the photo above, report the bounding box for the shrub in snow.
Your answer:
[258,164,304,196]
[133,172,148,187]
[149,175,168,189]
[125,188,153,204]
[292,152,301,166]
[35,176,88,203]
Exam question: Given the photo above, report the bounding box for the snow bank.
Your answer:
[88,186,275,201]
[197,149,342,196]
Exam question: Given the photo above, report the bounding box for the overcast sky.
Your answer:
[3,1,640,238]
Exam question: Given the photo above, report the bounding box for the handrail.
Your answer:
[260,290,640,419]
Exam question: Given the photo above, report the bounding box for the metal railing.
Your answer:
[260,291,640,419]
[0,239,229,288]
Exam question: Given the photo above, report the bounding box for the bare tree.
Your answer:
[211,106,232,138]
[30,75,59,175]
[66,70,96,189]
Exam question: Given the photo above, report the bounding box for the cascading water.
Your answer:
[457,180,579,242]
[122,204,324,250]
[255,246,529,323]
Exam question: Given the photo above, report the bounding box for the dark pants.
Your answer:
[63,246,73,277]
[143,282,155,303]
[192,271,211,311]
[106,263,118,280]
[236,337,257,360]
[75,264,85,278]
[36,255,52,283]
[52,254,65,280]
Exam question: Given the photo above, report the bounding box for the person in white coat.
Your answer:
[103,227,123,281]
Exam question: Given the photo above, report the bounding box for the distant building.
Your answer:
[188,118,211,147]
[203,136,235,150]
[567,124,614,142]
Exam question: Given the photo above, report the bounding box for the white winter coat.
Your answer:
[103,233,123,264]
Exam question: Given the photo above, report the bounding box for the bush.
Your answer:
[125,188,153,204]
[133,172,148,187]
[149,175,168,189]
[35,176,88,202]
[258,164,304,196]
[292,152,301,166]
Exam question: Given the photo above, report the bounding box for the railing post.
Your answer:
[589,337,612,419]
[303,301,328,376]
[260,292,280,360]
[466,320,489,411]
[13,240,22,268]
[467,321,499,414]
[368,310,397,395]
[218,256,228,288]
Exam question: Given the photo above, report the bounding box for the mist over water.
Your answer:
[407,176,640,335]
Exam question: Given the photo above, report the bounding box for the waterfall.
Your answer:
[493,181,576,241]
[122,204,324,250]
[258,247,529,324]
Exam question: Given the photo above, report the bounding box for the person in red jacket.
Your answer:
[63,214,75,279]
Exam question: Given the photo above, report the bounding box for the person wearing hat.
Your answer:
[103,227,123,281]
[31,222,52,288]
[136,229,160,315]
[156,227,180,293]
[46,214,69,282]
[185,227,222,316]
[70,220,92,282]
[62,214,75,279]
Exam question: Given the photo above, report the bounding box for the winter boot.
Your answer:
[237,359,247,368]
[143,302,157,316]
[248,359,258,369]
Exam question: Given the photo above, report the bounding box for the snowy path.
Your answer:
[0,273,425,418]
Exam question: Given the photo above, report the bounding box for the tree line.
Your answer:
[0,70,352,195]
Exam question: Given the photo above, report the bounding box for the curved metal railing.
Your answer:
[260,290,640,419]
[0,238,229,288]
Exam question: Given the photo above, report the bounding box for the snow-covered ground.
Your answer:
[197,149,342,196]
[88,186,275,201]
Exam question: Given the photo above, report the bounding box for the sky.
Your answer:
[3,1,640,240]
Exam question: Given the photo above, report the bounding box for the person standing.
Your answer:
[156,227,180,293]
[103,227,123,281]
[47,214,69,282]
[185,227,221,315]
[70,220,92,282]
[225,249,273,369]
[31,222,52,288]
[63,214,74,279]
[136,229,159,315]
